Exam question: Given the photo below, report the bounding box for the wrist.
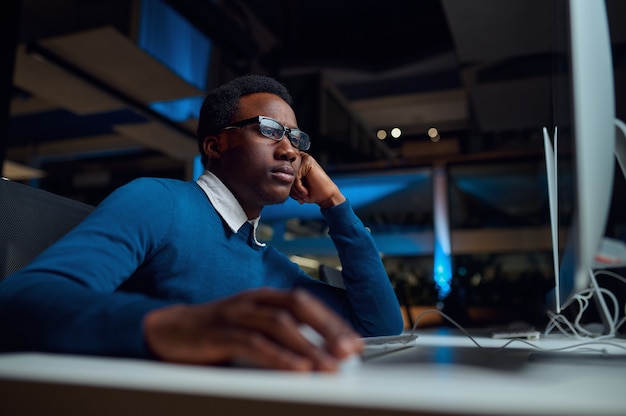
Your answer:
[143,304,189,359]
[318,193,346,209]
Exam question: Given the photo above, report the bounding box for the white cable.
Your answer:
[594,269,626,285]
[409,308,626,354]
[543,268,625,340]
[407,268,625,353]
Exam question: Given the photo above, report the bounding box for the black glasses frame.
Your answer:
[222,116,311,151]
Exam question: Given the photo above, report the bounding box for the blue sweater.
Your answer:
[0,178,403,358]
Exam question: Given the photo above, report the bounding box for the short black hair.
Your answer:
[196,74,293,167]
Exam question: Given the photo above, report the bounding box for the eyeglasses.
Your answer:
[222,116,311,151]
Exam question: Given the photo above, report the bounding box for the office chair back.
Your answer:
[318,264,346,289]
[0,178,94,279]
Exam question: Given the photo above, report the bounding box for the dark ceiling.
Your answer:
[14,0,457,94]
[219,0,454,73]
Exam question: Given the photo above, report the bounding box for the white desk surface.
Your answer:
[1,333,626,416]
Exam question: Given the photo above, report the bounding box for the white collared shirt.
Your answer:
[196,171,265,247]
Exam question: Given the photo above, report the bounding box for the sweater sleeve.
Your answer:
[295,200,404,336]
[0,178,178,357]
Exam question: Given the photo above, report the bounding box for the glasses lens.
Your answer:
[288,131,310,151]
[258,117,310,151]
[258,118,284,141]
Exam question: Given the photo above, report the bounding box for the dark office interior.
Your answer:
[2,0,626,329]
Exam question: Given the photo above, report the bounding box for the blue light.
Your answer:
[149,97,204,122]
[433,239,452,299]
[261,173,429,221]
[138,0,210,121]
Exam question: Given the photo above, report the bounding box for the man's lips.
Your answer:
[271,165,296,183]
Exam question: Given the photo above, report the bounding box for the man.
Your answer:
[0,75,404,372]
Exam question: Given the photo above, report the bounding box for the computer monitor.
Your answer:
[545,0,616,320]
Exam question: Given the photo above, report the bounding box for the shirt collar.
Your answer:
[196,171,265,247]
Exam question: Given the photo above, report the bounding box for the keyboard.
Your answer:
[361,333,419,361]
[362,333,419,347]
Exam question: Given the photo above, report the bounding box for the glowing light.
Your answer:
[433,166,451,299]
[433,240,452,299]
[428,127,440,142]
[391,127,402,139]
[376,129,387,140]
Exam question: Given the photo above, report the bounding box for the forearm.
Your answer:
[321,201,404,336]
[0,274,172,357]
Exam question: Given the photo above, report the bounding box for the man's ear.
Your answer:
[202,135,222,158]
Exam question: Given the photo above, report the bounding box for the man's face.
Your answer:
[206,92,303,218]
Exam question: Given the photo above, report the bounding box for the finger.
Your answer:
[289,178,308,202]
[225,302,340,371]
[226,288,361,362]
[220,327,319,372]
[290,290,363,358]
[251,289,364,359]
